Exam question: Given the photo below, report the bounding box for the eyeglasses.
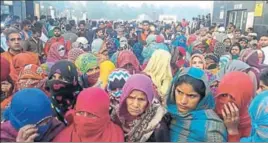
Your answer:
[9,38,22,42]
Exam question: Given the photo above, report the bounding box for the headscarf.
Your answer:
[239,48,260,70]
[214,42,227,58]
[143,49,172,99]
[52,87,124,142]
[4,88,53,140]
[16,64,46,91]
[46,60,81,124]
[9,52,40,81]
[216,60,251,81]
[219,55,231,69]
[190,53,206,69]
[99,60,116,88]
[241,91,268,142]
[171,35,187,49]
[91,38,104,54]
[216,71,254,138]
[75,53,98,74]
[117,50,140,74]
[107,38,118,58]
[167,67,227,142]
[187,34,197,46]
[142,35,158,62]
[146,34,157,46]
[67,48,85,63]
[116,74,165,142]
[47,42,68,64]
[1,56,10,82]
[205,53,220,74]
[132,42,144,64]
[107,69,131,109]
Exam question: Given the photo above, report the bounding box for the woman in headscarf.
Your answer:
[219,54,232,70]
[205,53,220,75]
[1,88,65,142]
[190,53,218,95]
[214,42,228,58]
[191,40,209,54]
[155,35,170,52]
[171,35,187,49]
[9,52,40,82]
[132,42,144,64]
[91,38,104,54]
[257,49,265,64]
[240,91,268,142]
[167,67,227,142]
[53,87,124,142]
[111,74,169,142]
[45,60,82,125]
[46,42,68,69]
[16,64,47,93]
[143,49,173,102]
[142,35,158,63]
[215,71,254,141]
[67,48,85,63]
[106,38,118,58]
[117,50,141,74]
[230,42,242,60]
[106,69,131,113]
[99,60,116,89]
[1,57,14,118]
[170,46,189,76]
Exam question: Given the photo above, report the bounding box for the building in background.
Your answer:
[1,1,40,20]
[212,1,268,38]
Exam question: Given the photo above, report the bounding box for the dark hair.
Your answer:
[31,27,41,34]
[95,28,103,33]
[235,29,241,33]
[231,42,242,51]
[6,29,20,40]
[21,19,31,28]
[65,24,72,31]
[260,69,268,86]
[79,20,85,26]
[40,15,46,20]
[33,21,43,29]
[53,26,61,31]
[142,20,150,25]
[223,38,231,42]
[174,75,206,100]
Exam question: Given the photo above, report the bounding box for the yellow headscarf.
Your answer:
[99,60,116,88]
[143,49,172,100]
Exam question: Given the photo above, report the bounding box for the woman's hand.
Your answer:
[221,102,240,135]
[16,125,39,142]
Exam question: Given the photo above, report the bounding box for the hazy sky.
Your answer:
[106,1,213,9]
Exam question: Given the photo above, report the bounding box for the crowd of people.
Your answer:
[0,13,268,142]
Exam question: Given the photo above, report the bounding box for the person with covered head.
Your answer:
[0,88,65,141]
[238,37,249,49]
[215,71,254,141]
[9,52,40,82]
[53,87,124,142]
[45,60,82,125]
[116,50,141,74]
[75,53,103,88]
[111,74,169,142]
[166,67,227,142]
[46,42,68,69]
[143,49,173,103]
[240,91,268,142]
[106,69,131,113]
[230,42,242,60]
[67,48,85,63]
[257,69,268,94]
[1,57,14,116]
[99,60,116,89]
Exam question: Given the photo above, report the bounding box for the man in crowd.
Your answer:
[22,27,43,57]
[140,20,150,44]
[1,30,23,63]
[62,24,78,43]
[77,21,90,42]
[20,19,32,40]
[44,27,71,56]
[238,37,249,49]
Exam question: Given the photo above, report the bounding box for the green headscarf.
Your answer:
[75,53,98,74]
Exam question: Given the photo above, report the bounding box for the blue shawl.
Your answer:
[171,35,187,49]
[167,67,227,142]
[241,91,268,142]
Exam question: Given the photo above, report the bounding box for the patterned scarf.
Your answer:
[67,48,85,63]
[75,53,98,74]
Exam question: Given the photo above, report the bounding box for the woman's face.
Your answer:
[126,90,148,117]
[215,94,236,118]
[230,46,240,55]
[205,58,216,69]
[52,73,69,83]
[1,81,12,93]
[223,39,231,47]
[57,45,66,57]
[122,63,135,74]
[257,50,264,64]
[191,56,204,69]
[175,83,201,114]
